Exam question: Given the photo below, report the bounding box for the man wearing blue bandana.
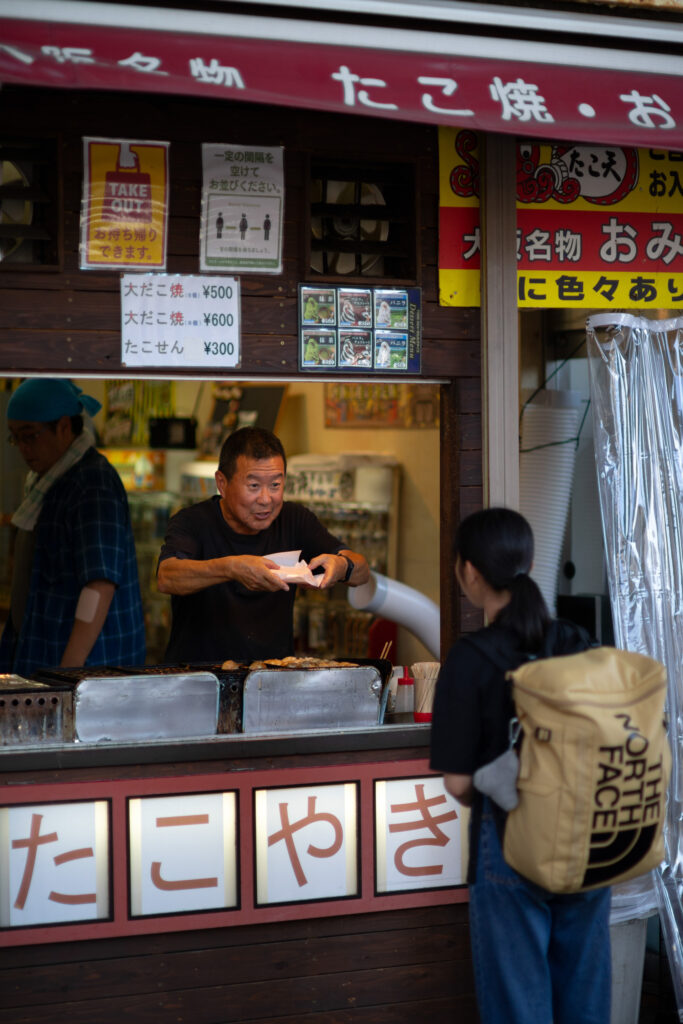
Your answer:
[0,378,146,676]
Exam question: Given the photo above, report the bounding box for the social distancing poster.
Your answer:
[200,143,284,274]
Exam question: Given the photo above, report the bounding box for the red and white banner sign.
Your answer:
[1,10,683,150]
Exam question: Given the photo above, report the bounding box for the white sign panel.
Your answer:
[121,273,240,368]
[129,792,238,917]
[200,143,284,274]
[254,783,357,905]
[375,776,465,893]
[0,801,109,927]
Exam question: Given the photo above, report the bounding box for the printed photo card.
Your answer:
[297,284,421,373]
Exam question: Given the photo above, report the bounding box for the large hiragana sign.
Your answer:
[0,760,467,946]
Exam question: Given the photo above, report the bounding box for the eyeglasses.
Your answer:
[7,426,49,447]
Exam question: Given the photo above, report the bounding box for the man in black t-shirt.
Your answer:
[157,427,369,663]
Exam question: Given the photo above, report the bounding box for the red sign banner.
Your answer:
[1,12,683,150]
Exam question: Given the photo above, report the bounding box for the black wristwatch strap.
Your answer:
[340,554,354,583]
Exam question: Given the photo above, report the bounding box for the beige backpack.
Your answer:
[504,646,670,893]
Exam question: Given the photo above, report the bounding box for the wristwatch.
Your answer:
[340,554,354,583]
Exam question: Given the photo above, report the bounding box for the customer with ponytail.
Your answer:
[430,507,611,1024]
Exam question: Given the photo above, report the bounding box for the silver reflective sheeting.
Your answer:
[587,312,683,1016]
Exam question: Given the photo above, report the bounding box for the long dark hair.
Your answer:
[454,507,550,650]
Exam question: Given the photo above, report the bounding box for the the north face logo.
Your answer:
[583,713,665,887]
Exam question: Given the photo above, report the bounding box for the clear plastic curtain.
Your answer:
[586,312,683,1014]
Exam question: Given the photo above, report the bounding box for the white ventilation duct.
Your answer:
[348,571,440,658]
[519,393,582,617]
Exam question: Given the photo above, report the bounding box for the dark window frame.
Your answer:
[306,155,418,284]
[0,136,63,272]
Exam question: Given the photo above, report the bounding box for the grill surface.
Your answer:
[0,675,74,745]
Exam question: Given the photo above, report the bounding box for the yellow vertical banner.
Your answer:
[438,126,481,307]
[439,127,683,310]
[80,137,169,271]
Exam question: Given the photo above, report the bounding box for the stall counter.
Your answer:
[0,725,469,950]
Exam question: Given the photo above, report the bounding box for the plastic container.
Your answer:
[395,667,415,716]
[386,665,402,715]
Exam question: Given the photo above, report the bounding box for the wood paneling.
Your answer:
[0,86,477,383]
[0,906,477,1024]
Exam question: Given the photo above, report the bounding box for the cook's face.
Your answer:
[7,418,71,477]
[216,454,285,535]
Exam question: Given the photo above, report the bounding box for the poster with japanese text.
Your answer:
[80,137,169,271]
[200,143,284,273]
[1,801,110,927]
[324,383,440,429]
[129,793,238,917]
[439,127,683,309]
[374,777,466,893]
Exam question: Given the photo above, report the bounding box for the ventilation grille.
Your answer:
[0,139,60,267]
[309,160,416,280]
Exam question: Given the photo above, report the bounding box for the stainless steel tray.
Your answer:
[72,671,220,743]
[242,666,383,733]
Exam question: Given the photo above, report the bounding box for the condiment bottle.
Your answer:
[395,666,415,717]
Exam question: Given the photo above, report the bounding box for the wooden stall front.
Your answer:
[0,83,482,645]
[0,83,482,1023]
[0,728,476,1024]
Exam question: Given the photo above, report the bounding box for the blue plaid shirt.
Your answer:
[0,448,146,676]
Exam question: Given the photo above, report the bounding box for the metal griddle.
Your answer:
[10,658,392,744]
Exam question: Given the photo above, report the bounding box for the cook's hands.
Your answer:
[228,555,291,592]
[157,554,290,595]
[307,552,349,589]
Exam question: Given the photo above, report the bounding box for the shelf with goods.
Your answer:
[126,489,183,664]
[102,445,213,664]
[285,454,400,660]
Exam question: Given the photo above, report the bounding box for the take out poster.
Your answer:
[80,137,169,271]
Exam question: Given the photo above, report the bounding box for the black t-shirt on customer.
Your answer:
[159,497,345,663]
